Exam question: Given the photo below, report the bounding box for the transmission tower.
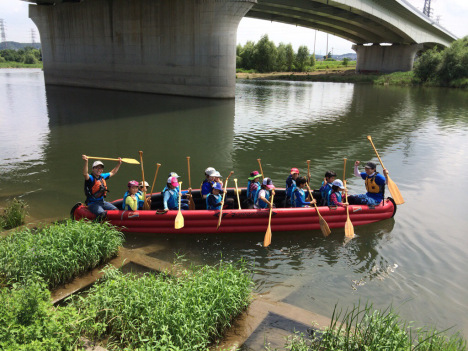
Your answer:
[423,0,432,18]
[30,28,37,45]
[0,19,7,49]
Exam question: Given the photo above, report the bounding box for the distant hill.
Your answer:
[0,41,41,50]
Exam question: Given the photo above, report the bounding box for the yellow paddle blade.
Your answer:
[387,177,405,205]
[174,211,184,229]
[264,227,272,247]
[87,156,140,165]
[121,158,141,165]
[319,215,331,237]
[344,218,354,238]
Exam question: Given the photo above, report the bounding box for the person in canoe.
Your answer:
[292,177,317,208]
[319,170,337,206]
[162,176,190,211]
[328,179,348,207]
[245,170,262,208]
[201,167,216,199]
[82,154,122,219]
[212,171,234,209]
[206,182,225,210]
[348,161,388,206]
[254,177,275,209]
[138,181,152,208]
[285,167,300,207]
[123,180,145,211]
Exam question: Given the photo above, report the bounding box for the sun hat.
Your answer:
[168,172,180,178]
[92,161,104,168]
[205,167,216,175]
[332,179,345,189]
[248,171,262,181]
[128,180,139,187]
[364,162,377,170]
[211,171,222,178]
[167,176,179,187]
[262,177,275,189]
[139,181,149,187]
[213,182,223,191]
[290,167,300,175]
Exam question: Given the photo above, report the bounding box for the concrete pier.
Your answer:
[30,0,256,98]
[352,43,423,73]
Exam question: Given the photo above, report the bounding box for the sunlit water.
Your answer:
[1,69,468,337]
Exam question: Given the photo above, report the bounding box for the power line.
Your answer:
[423,0,433,18]
[0,19,7,49]
[30,28,37,44]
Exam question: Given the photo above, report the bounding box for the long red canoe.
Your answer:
[71,188,396,234]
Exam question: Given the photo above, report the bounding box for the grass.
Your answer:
[0,198,27,230]
[374,71,417,86]
[0,61,43,68]
[276,302,467,351]
[0,220,124,288]
[71,261,253,350]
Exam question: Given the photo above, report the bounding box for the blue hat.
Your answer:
[213,182,223,191]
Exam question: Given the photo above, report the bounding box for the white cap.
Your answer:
[140,181,149,187]
[168,172,180,178]
[332,179,345,189]
[205,167,216,175]
[211,171,222,178]
[92,161,104,168]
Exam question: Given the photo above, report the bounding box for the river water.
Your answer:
[1,69,468,338]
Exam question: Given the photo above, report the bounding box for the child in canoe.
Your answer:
[285,167,300,207]
[206,182,225,210]
[328,179,348,207]
[201,167,216,199]
[319,170,337,206]
[163,176,189,211]
[123,180,145,210]
[292,177,317,208]
[254,178,275,209]
[246,171,262,208]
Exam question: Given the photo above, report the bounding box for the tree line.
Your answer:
[236,34,336,73]
[0,46,42,64]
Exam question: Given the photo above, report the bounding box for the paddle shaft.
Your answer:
[234,178,241,210]
[139,151,150,210]
[87,156,139,164]
[257,159,264,179]
[150,163,161,196]
[307,160,311,184]
[263,190,275,247]
[307,185,331,237]
[186,157,195,210]
[367,136,386,169]
[217,171,234,229]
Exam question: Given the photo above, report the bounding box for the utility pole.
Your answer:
[0,19,7,49]
[313,30,317,56]
[30,28,37,45]
[325,33,329,60]
[423,0,432,18]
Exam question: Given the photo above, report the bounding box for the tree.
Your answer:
[253,34,277,72]
[276,43,288,71]
[342,57,350,66]
[413,46,442,82]
[239,41,256,70]
[285,44,295,71]
[437,36,468,83]
[295,45,310,72]
[310,53,316,67]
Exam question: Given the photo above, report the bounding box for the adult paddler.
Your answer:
[348,161,388,206]
[82,154,122,219]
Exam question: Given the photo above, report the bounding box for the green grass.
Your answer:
[0,220,124,288]
[71,261,253,350]
[374,71,417,86]
[277,302,466,351]
[0,198,27,230]
[0,61,43,68]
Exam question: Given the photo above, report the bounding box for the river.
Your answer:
[1,68,468,339]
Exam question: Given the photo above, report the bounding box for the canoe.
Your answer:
[71,188,396,234]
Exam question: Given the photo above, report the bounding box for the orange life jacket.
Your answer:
[84,176,108,203]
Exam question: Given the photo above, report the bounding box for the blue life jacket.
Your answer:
[206,193,223,210]
[292,188,308,207]
[286,175,296,198]
[254,189,270,209]
[327,191,342,206]
[247,180,260,201]
[163,188,179,210]
[320,182,332,203]
[122,191,144,210]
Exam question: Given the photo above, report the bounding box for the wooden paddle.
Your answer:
[87,156,140,165]
[307,160,311,185]
[150,163,161,196]
[139,151,150,210]
[367,135,405,205]
[263,189,275,247]
[306,184,331,237]
[257,159,264,179]
[343,158,354,238]
[174,181,184,229]
[217,171,234,229]
[186,156,196,210]
[234,178,241,210]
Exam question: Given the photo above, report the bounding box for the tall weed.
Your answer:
[0,198,27,230]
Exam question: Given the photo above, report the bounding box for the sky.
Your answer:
[0,0,467,54]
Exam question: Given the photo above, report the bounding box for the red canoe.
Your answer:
[71,188,396,234]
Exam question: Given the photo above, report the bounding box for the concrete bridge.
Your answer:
[27,0,457,98]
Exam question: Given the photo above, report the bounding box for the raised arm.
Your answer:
[82,154,90,180]
[109,157,123,177]
[354,160,361,177]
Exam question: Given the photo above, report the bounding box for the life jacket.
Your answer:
[163,188,179,209]
[365,172,385,196]
[84,175,108,203]
[122,191,144,210]
[206,193,222,210]
[254,189,270,209]
[247,180,260,202]
[327,191,342,206]
[320,182,332,202]
[292,188,307,207]
[285,176,296,198]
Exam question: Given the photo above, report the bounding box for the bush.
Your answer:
[73,261,253,350]
[0,198,27,230]
[438,36,468,84]
[342,57,350,66]
[414,46,443,82]
[0,220,124,288]
[23,54,38,64]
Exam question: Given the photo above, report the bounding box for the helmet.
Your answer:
[290,167,300,175]
[128,180,139,187]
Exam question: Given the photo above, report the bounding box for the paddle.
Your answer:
[87,156,140,165]
[186,156,196,210]
[234,178,241,210]
[306,184,331,237]
[149,163,161,197]
[174,181,184,229]
[139,151,150,210]
[367,135,405,205]
[217,171,234,230]
[307,160,311,185]
[257,159,264,179]
[343,158,354,238]
[263,189,275,247]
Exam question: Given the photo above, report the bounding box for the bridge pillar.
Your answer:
[30,0,255,98]
[352,43,423,73]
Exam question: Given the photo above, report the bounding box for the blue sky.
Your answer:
[1,0,466,54]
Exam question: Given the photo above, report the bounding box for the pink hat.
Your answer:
[167,176,179,187]
[127,180,139,187]
[262,177,275,190]
[290,167,300,175]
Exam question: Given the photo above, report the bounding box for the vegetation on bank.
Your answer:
[0,198,27,230]
[275,302,467,351]
[0,220,124,288]
[0,46,42,67]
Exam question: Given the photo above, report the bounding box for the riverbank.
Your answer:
[0,62,42,68]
